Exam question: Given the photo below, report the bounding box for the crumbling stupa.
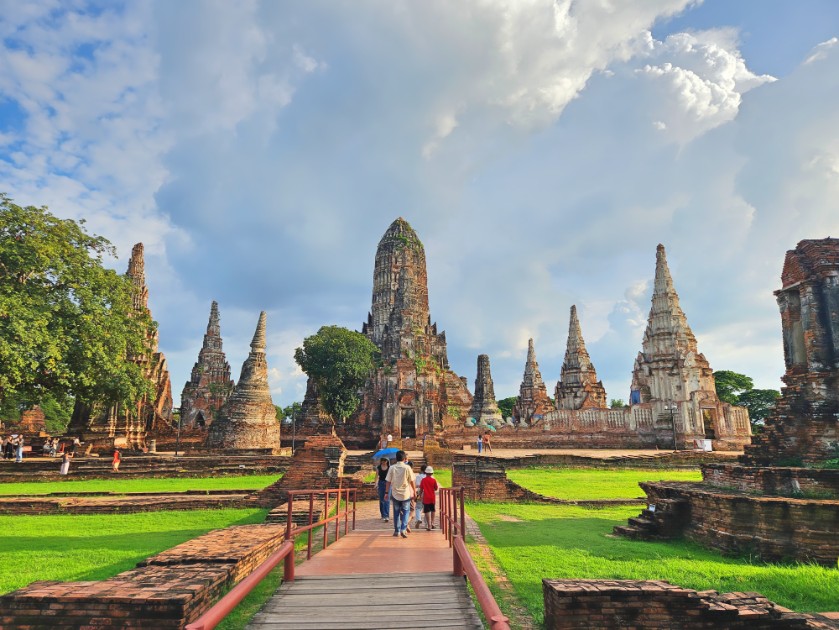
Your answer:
[68,243,174,449]
[468,355,504,427]
[744,238,839,465]
[630,244,750,449]
[513,339,554,424]
[206,311,281,452]
[302,218,472,445]
[180,301,234,429]
[555,305,607,410]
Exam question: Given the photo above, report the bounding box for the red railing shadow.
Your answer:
[185,487,357,630]
[439,486,512,630]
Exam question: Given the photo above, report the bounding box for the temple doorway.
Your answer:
[401,409,416,438]
[196,412,206,428]
[702,409,717,440]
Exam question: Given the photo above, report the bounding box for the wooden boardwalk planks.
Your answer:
[247,572,483,629]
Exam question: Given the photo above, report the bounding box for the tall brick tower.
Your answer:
[556,305,607,410]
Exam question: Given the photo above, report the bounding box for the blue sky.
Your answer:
[1,1,838,408]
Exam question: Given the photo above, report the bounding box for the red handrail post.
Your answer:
[307,493,314,560]
[323,491,329,550]
[285,495,293,541]
[334,489,340,541]
[352,488,357,530]
[459,487,466,543]
[283,543,295,582]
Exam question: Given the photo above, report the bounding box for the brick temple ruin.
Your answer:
[300,218,473,447]
[180,301,234,429]
[462,244,751,451]
[68,243,174,450]
[206,311,281,453]
[468,354,504,427]
[616,238,839,567]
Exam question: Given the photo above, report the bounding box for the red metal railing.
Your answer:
[439,487,511,630]
[185,487,356,630]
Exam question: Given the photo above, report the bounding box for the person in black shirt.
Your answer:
[376,458,391,522]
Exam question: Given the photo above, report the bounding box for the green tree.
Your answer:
[497,396,517,419]
[294,326,380,423]
[275,402,302,423]
[610,398,626,408]
[713,370,754,405]
[737,389,781,425]
[0,195,153,411]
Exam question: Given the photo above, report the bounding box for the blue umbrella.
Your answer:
[371,447,399,460]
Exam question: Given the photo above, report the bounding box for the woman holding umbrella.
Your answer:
[376,457,391,522]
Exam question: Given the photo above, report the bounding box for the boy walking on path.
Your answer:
[385,450,415,538]
[419,467,439,530]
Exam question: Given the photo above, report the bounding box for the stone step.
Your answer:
[628,516,657,531]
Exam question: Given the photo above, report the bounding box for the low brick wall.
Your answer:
[633,481,839,566]
[703,464,839,497]
[0,491,249,516]
[543,579,835,629]
[0,522,287,629]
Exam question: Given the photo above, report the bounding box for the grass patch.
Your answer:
[0,474,282,496]
[0,508,268,595]
[468,502,839,625]
[506,467,701,500]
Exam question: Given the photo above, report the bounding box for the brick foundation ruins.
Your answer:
[543,580,839,629]
[617,239,839,567]
[0,522,288,628]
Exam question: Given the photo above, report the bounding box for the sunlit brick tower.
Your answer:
[513,338,554,424]
[630,244,750,449]
[555,305,608,410]
[180,301,234,429]
[469,354,504,427]
[303,218,472,445]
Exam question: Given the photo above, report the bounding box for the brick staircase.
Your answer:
[613,497,689,540]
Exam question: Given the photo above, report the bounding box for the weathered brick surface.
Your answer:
[703,464,839,496]
[543,579,837,629]
[0,523,287,629]
[621,479,839,566]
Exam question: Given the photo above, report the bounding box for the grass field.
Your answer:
[0,474,283,496]
[506,467,702,500]
[468,502,839,625]
[0,508,268,595]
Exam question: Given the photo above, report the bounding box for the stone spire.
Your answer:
[127,243,149,312]
[556,305,608,409]
[361,218,448,366]
[513,338,554,424]
[630,244,740,449]
[206,311,281,452]
[468,355,503,427]
[179,301,234,429]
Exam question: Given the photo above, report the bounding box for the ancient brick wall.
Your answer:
[0,523,287,629]
[630,481,839,566]
[703,464,839,496]
[543,579,834,629]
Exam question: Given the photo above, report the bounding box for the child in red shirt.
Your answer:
[419,466,439,530]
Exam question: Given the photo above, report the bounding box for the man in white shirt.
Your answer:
[385,450,415,538]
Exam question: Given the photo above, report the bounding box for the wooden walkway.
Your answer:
[247,503,483,629]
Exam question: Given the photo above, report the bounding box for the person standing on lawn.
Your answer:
[419,466,439,530]
[376,457,391,522]
[385,450,415,538]
[414,464,428,527]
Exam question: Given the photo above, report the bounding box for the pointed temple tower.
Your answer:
[302,218,472,445]
[555,305,608,410]
[469,355,504,427]
[743,238,839,465]
[630,244,750,449]
[180,301,234,429]
[206,311,281,452]
[68,243,174,449]
[513,338,554,424]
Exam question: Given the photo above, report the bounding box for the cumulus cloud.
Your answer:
[2,1,838,407]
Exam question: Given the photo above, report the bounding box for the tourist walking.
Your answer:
[476,433,483,454]
[483,432,493,453]
[59,450,71,475]
[385,450,415,538]
[15,436,24,463]
[414,464,427,527]
[403,455,415,533]
[376,457,391,522]
[419,466,439,530]
[112,448,121,472]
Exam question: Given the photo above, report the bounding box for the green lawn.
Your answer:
[0,508,268,595]
[468,502,839,625]
[506,467,702,500]
[0,474,282,496]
